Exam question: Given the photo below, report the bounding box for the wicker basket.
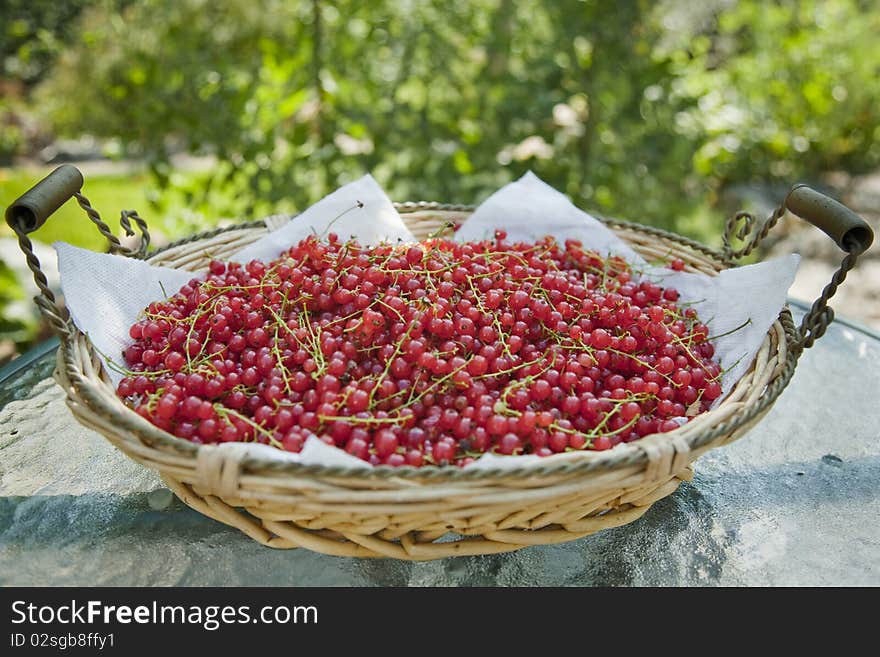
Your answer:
[6,165,873,560]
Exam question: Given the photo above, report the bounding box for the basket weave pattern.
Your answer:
[53,208,794,559]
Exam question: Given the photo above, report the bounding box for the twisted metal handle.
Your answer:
[722,205,787,261]
[73,191,151,258]
[4,165,152,341]
[722,184,873,351]
[783,185,872,349]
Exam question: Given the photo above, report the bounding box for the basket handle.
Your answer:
[4,164,152,340]
[723,184,873,350]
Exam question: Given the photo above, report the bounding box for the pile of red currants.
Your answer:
[116,231,722,467]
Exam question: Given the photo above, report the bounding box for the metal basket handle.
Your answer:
[723,184,873,350]
[4,164,151,340]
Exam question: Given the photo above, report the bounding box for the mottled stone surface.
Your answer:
[1,306,878,586]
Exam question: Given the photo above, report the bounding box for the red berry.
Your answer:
[592,436,612,450]
[703,381,722,400]
[164,352,185,372]
[486,414,508,436]
[498,433,522,455]
[619,401,641,422]
[432,441,455,464]
[375,430,399,458]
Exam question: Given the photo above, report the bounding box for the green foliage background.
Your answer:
[33,0,880,220]
[2,0,879,357]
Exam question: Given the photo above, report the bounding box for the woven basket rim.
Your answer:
[57,202,800,482]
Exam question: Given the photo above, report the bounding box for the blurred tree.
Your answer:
[34,0,880,236]
[0,0,110,162]
[663,0,880,184]
[0,0,99,86]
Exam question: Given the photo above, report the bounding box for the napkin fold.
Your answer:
[232,174,415,263]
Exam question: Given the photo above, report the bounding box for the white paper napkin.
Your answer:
[55,242,194,377]
[54,171,798,470]
[455,171,646,263]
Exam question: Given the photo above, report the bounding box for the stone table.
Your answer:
[1,301,878,586]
